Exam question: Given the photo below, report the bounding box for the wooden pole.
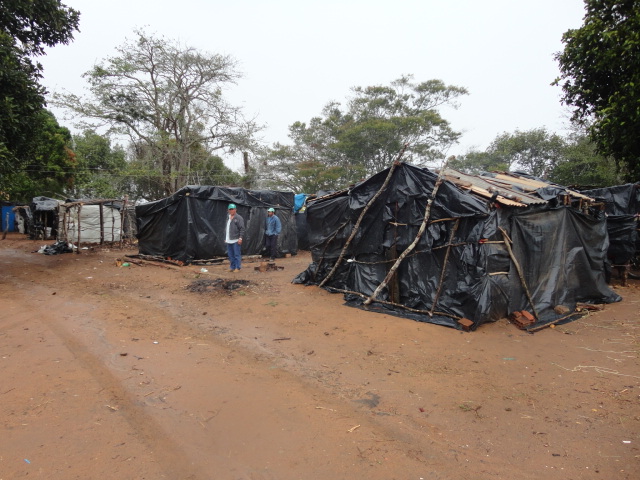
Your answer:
[430,218,460,314]
[499,227,540,320]
[76,204,82,254]
[120,196,128,246]
[364,167,448,306]
[318,144,408,288]
[327,286,463,321]
[99,203,104,244]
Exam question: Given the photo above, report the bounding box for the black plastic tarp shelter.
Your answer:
[581,183,640,268]
[136,186,297,264]
[293,163,620,331]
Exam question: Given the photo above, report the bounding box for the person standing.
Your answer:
[265,207,281,261]
[225,203,245,272]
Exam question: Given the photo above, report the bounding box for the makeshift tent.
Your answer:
[581,183,640,281]
[293,163,620,331]
[136,186,297,264]
[58,199,129,246]
[24,197,61,239]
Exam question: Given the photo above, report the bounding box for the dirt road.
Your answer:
[1,233,638,479]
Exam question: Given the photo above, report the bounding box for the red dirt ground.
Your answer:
[1,232,638,480]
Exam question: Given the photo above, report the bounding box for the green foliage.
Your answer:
[488,129,566,177]
[0,0,80,56]
[554,0,640,181]
[448,150,508,175]
[124,139,242,201]
[0,0,79,200]
[3,110,76,201]
[54,30,260,196]
[68,130,127,198]
[451,128,566,178]
[549,132,622,187]
[259,143,360,193]
[258,75,467,192]
[450,127,621,187]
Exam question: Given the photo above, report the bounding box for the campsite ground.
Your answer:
[0,233,638,480]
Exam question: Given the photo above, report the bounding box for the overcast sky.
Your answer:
[40,0,587,171]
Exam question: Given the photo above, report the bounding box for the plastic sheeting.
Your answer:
[582,183,640,266]
[61,204,122,244]
[135,186,297,264]
[294,163,621,331]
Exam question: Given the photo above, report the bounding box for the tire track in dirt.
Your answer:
[1,276,209,480]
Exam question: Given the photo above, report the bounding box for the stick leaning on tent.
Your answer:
[317,144,409,289]
[363,161,448,307]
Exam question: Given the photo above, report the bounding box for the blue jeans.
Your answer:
[226,242,242,270]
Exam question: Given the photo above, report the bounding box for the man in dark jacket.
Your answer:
[265,207,282,261]
[225,203,245,272]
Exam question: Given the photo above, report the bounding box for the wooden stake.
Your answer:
[364,166,448,306]
[430,218,460,314]
[76,204,83,254]
[499,227,539,320]
[318,144,408,288]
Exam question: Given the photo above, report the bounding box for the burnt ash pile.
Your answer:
[187,278,252,294]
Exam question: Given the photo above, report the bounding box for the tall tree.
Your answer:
[450,128,566,178]
[68,130,127,199]
[259,75,467,192]
[554,0,640,181]
[54,30,260,196]
[5,109,76,200]
[0,0,80,200]
[549,130,622,187]
[123,140,243,201]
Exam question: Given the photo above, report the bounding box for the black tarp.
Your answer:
[582,183,640,266]
[135,186,297,264]
[294,163,620,331]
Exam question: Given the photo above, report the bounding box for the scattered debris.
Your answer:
[347,425,361,433]
[36,241,74,255]
[255,261,284,272]
[186,277,251,294]
[509,310,535,329]
[576,302,605,311]
[554,305,571,315]
[457,318,474,331]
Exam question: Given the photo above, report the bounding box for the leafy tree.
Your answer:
[68,130,127,199]
[54,30,260,197]
[549,131,622,187]
[448,150,508,175]
[123,139,242,201]
[258,143,358,194]
[554,0,640,181]
[259,75,467,191]
[450,128,566,178]
[0,0,80,199]
[5,109,76,201]
[488,129,566,178]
